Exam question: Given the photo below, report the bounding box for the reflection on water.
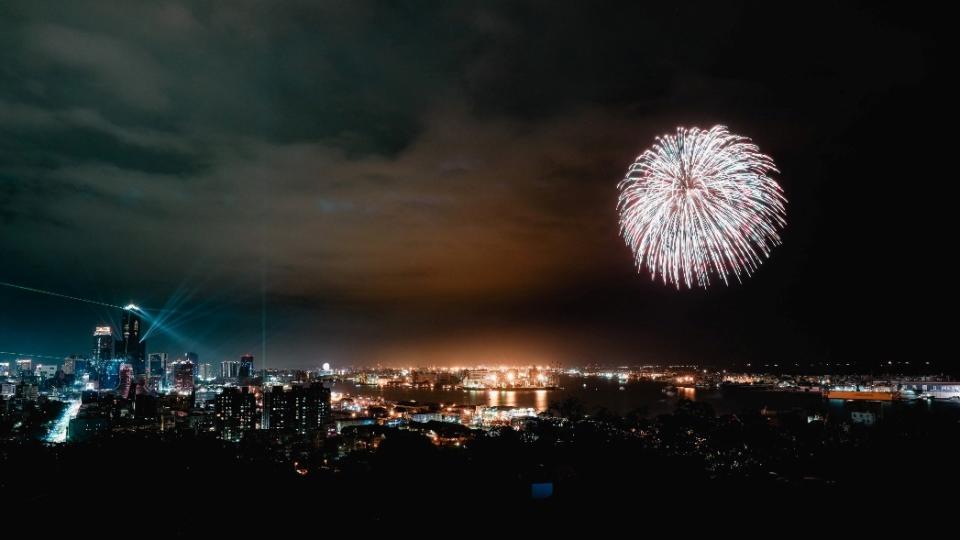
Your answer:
[486,389,518,408]
[535,389,548,411]
[337,378,677,416]
[336,376,960,418]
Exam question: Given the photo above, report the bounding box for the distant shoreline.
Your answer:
[354,383,562,392]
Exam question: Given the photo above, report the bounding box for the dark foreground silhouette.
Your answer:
[4,398,958,531]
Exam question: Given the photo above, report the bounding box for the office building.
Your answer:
[100,359,121,390]
[118,364,134,399]
[116,311,147,376]
[221,360,239,380]
[238,354,254,379]
[148,353,168,377]
[148,352,168,391]
[93,326,113,361]
[172,360,194,394]
[215,386,257,441]
[199,363,214,382]
[265,382,331,434]
[34,364,58,380]
[16,358,33,376]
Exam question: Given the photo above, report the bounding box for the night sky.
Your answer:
[0,2,947,369]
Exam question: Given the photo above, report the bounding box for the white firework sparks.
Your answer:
[617,125,787,288]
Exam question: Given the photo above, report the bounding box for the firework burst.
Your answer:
[618,125,786,288]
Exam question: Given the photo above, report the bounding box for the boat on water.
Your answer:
[661,385,677,396]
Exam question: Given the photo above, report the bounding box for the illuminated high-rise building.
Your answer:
[183,352,199,383]
[164,361,175,391]
[263,386,287,431]
[92,325,116,388]
[148,353,168,377]
[148,353,167,390]
[66,357,91,380]
[116,311,147,376]
[34,364,57,380]
[238,354,254,379]
[264,382,331,434]
[16,358,33,376]
[100,359,121,389]
[118,364,134,399]
[215,386,257,441]
[172,360,194,394]
[92,326,113,362]
[221,360,239,380]
[197,363,214,381]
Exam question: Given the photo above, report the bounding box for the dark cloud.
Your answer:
[0,1,947,367]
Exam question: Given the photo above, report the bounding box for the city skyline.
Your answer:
[1,1,955,526]
[1,3,947,369]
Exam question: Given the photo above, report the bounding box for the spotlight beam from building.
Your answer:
[0,280,132,311]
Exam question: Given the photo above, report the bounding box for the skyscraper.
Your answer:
[221,360,239,380]
[69,357,91,381]
[164,361,175,391]
[148,353,168,377]
[238,354,254,379]
[118,364,134,399]
[172,360,194,394]
[92,326,113,361]
[148,353,167,391]
[16,358,33,376]
[198,363,214,381]
[116,311,147,376]
[100,359,121,390]
[180,352,198,383]
[92,325,115,389]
